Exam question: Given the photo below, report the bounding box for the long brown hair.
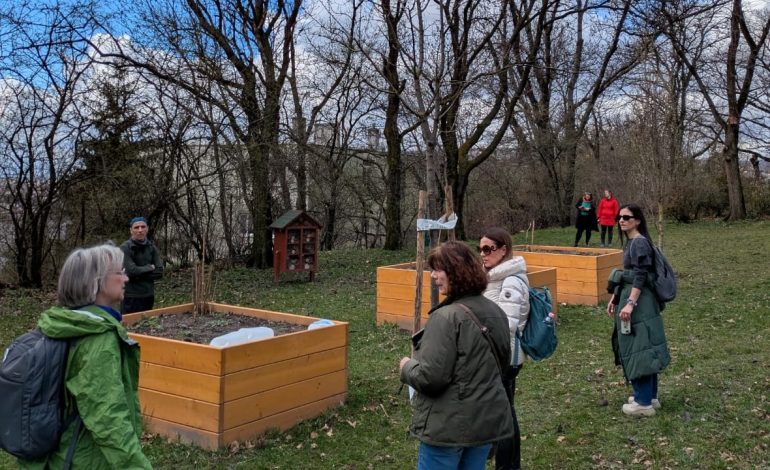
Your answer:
[427,241,488,298]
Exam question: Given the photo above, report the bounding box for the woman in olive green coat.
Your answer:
[607,204,671,418]
[399,241,513,469]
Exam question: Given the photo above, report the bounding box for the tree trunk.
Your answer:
[382,0,403,250]
[722,122,746,220]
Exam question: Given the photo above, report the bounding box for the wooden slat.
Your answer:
[377,265,431,287]
[222,370,347,430]
[139,388,222,432]
[515,252,598,270]
[378,283,422,302]
[122,303,194,326]
[376,312,417,330]
[556,279,603,296]
[129,333,223,375]
[377,297,432,316]
[223,347,346,402]
[222,323,348,374]
[138,362,222,403]
[221,393,347,445]
[596,251,623,270]
[142,415,221,450]
[552,268,601,282]
[596,266,618,284]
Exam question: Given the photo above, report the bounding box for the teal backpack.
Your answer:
[513,276,558,363]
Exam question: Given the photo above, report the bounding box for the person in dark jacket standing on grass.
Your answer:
[121,217,163,314]
[607,204,671,417]
[574,191,599,246]
[399,241,513,470]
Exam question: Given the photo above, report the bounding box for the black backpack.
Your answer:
[0,329,82,465]
[636,237,678,304]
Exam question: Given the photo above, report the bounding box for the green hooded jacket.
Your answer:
[18,305,152,469]
[400,295,514,447]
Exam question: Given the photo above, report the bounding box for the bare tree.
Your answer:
[511,0,648,226]
[95,0,302,268]
[659,0,770,220]
[0,2,97,286]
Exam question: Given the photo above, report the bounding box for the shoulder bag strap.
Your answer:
[455,302,504,378]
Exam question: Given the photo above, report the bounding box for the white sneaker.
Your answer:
[628,396,661,409]
[622,401,656,417]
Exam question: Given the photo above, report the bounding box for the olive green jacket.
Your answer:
[400,295,514,447]
[615,270,671,381]
[19,305,152,469]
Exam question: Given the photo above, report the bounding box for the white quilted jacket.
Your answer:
[482,257,530,366]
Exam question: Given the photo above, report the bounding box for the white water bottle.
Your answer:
[621,318,631,335]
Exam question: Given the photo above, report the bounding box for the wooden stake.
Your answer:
[443,185,455,241]
[414,191,427,334]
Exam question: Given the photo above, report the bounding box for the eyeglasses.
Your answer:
[477,245,498,255]
[109,268,126,276]
[618,215,635,221]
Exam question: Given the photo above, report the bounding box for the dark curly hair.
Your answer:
[426,241,488,298]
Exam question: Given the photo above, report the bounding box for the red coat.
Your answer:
[597,197,619,226]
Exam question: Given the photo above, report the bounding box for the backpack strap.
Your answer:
[63,415,83,470]
[455,302,504,379]
[510,274,531,367]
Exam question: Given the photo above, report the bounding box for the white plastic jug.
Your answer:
[307,319,334,330]
[209,327,274,347]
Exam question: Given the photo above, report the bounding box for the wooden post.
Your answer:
[443,185,455,241]
[414,191,427,334]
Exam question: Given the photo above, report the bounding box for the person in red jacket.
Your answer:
[597,189,620,247]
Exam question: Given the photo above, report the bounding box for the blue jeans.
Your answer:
[417,442,492,470]
[631,374,658,406]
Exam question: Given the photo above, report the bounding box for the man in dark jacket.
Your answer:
[121,217,163,314]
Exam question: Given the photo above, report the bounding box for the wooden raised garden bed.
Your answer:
[376,262,558,330]
[122,302,348,450]
[510,245,622,305]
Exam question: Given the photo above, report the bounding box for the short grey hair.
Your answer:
[58,244,124,308]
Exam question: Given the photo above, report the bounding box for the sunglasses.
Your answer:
[477,245,498,255]
[618,215,635,221]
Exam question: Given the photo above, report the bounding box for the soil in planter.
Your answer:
[128,312,308,344]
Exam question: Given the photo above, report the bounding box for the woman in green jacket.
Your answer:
[607,204,671,417]
[399,241,513,469]
[20,244,152,469]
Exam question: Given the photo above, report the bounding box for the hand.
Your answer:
[399,357,410,370]
[607,297,615,317]
[619,304,634,322]
[149,264,155,270]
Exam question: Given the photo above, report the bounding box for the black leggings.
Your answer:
[574,227,592,246]
[495,365,522,470]
[600,225,614,245]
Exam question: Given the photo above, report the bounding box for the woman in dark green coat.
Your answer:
[399,241,513,469]
[607,204,671,417]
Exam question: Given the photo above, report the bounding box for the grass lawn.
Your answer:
[1,220,769,469]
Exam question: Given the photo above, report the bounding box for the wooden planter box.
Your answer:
[122,303,348,450]
[376,262,558,330]
[510,245,622,305]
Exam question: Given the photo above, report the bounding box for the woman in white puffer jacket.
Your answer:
[479,227,529,470]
